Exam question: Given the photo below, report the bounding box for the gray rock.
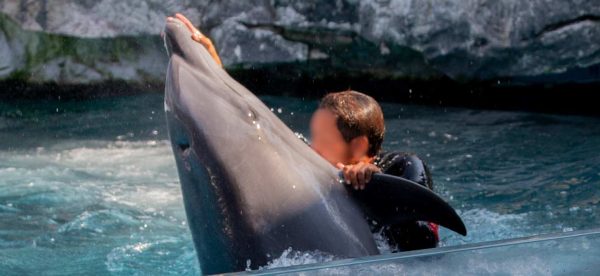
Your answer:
[0,30,17,77]
[0,0,598,85]
[0,12,167,85]
[357,0,600,79]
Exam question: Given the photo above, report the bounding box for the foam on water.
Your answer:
[0,136,200,275]
[255,248,338,270]
[256,230,398,271]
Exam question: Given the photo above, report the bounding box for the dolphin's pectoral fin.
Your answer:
[345,172,467,236]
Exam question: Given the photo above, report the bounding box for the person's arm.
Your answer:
[170,13,223,67]
[336,150,433,191]
[337,161,381,190]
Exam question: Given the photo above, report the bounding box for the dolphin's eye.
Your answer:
[178,143,190,151]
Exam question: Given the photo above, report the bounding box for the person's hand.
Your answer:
[167,13,223,67]
[336,162,381,190]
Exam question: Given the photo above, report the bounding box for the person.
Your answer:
[310,91,439,251]
[172,13,438,252]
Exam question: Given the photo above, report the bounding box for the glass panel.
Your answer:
[230,228,600,275]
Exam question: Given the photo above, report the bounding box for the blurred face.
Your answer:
[309,108,352,166]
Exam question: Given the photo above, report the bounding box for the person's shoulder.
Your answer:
[374,150,425,172]
[374,150,433,189]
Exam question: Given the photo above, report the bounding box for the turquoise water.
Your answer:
[1,93,599,274]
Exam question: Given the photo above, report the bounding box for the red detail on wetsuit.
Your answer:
[428,222,439,241]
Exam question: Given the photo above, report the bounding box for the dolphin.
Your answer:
[162,17,466,274]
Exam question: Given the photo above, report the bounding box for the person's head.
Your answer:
[310,89,385,166]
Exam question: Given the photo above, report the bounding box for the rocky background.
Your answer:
[0,0,598,105]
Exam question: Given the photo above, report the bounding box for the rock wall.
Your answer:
[0,0,598,86]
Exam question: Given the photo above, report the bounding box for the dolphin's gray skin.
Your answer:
[162,17,467,274]
[162,18,379,274]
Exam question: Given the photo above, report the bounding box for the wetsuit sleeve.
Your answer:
[376,151,433,190]
[374,151,439,251]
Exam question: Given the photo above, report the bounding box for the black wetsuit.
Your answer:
[370,150,439,252]
[296,134,439,251]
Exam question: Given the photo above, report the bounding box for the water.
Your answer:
[1,93,599,275]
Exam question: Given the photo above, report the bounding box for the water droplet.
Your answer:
[277,108,283,114]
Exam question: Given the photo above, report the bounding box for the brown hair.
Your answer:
[319,89,385,157]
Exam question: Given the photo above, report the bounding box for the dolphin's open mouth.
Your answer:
[162,18,188,60]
